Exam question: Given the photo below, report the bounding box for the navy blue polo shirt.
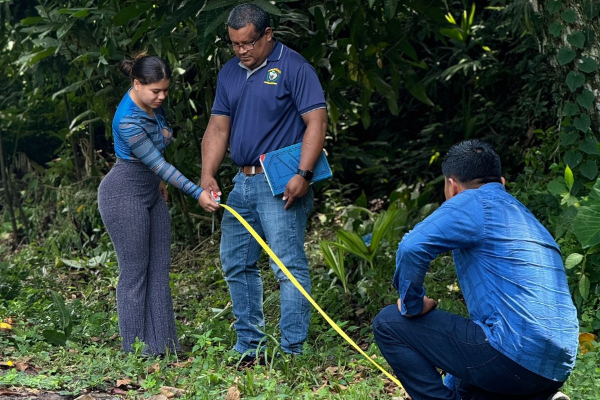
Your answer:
[211,40,326,167]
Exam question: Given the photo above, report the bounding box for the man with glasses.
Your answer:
[200,3,327,364]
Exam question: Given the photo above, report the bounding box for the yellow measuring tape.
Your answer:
[220,204,403,388]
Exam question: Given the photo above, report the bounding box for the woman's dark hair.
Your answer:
[441,139,502,185]
[119,52,171,84]
[227,3,270,33]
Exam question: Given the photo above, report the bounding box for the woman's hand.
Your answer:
[159,181,169,202]
[199,190,220,212]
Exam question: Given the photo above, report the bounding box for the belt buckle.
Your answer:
[250,166,256,175]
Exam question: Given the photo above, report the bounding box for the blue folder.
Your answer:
[259,143,332,196]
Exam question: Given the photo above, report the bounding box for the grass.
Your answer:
[1,220,598,399]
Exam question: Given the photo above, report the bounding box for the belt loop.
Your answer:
[251,166,256,175]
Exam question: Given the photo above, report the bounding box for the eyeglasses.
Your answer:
[230,31,264,51]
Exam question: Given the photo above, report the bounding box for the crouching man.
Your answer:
[373,140,578,400]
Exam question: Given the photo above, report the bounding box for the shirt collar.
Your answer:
[237,39,283,77]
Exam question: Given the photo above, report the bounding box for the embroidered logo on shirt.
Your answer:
[264,68,281,85]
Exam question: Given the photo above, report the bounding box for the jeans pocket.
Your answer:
[463,354,538,395]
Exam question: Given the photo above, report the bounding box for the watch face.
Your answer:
[297,169,313,181]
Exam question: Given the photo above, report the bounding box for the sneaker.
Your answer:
[547,392,570,400]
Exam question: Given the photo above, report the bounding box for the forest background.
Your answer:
[1,0,600,399]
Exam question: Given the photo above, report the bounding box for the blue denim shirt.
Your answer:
[393,183,578,381]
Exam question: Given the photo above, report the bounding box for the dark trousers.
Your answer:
[372,305,563,400]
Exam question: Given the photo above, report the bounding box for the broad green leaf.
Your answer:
[590,179,600,200]
[565,165,574,191]
[20,17,43,25]
[131,13,153,47]
[384,0,398,19]
[547,0,562,14]
[555,206,578,238]
[253,0,282,16]
[356,191,368,208]
[580,160,598,180]
[567,31,585,48]
[579,133,600,155]
[336,230,370,255]
[564,151,582,168]
[60,258,84,269]
[576,89,594,109]
[565,253,584,269]
[579,275,590,300]
[51,290,70,333]
[371,209,401,253]
[566,71,585,91]
[113,3,153,26]
[562,102,579,116]
[204,9,230,38]
[579,57,599,73]
[440,28,464,42]
[561,8,577,23]
[574,113,591,132]
[557,47,576,65]
[71,9,90,18]
[548,22,563,37]
[560,131,579,145]
[43,330,67,346]
[397,40,417,61]
[52,79,88,101]
[547,180,567,196]
[583,1,600,18]
[574,204,600,248]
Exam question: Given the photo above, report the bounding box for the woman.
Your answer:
[98,53,212,355]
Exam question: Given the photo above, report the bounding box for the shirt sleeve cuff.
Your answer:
[397,279,426,316]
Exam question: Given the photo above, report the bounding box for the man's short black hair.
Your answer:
[441,139,502,185]
[227,3,270,33]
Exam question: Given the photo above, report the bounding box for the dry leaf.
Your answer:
[579,332,596,355]
[160,386,184,398]
[15,362,29,372]
[224,385,241,400]
[116,379,132,387]
[148,395,168,400]
[325,366,338,375]
[90,337,102,342]
[109,333,119,340]
[147,362,160,373]
[74,395,96,400]
[111,388,127,395]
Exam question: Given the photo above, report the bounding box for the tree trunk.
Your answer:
[0,129,19,243]
[533,0,600,132]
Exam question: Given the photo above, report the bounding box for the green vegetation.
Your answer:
[1,0,599,398]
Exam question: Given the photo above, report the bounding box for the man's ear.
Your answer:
[447,177,462,198]
[501,177,506,187]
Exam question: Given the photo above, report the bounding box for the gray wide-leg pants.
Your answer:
[98,159,179,355]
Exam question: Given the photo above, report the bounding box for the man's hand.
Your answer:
[282,175,309,210]
[199,190,220,212]
[397,295,437,317]
[159,181,169,202]
[201,175,220,195]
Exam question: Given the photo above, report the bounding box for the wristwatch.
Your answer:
[296,169,314,181]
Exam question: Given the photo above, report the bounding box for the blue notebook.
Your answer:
[259,143,332,196]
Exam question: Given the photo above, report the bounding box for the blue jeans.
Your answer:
[220,171,313,355]
[372,306,564,400]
